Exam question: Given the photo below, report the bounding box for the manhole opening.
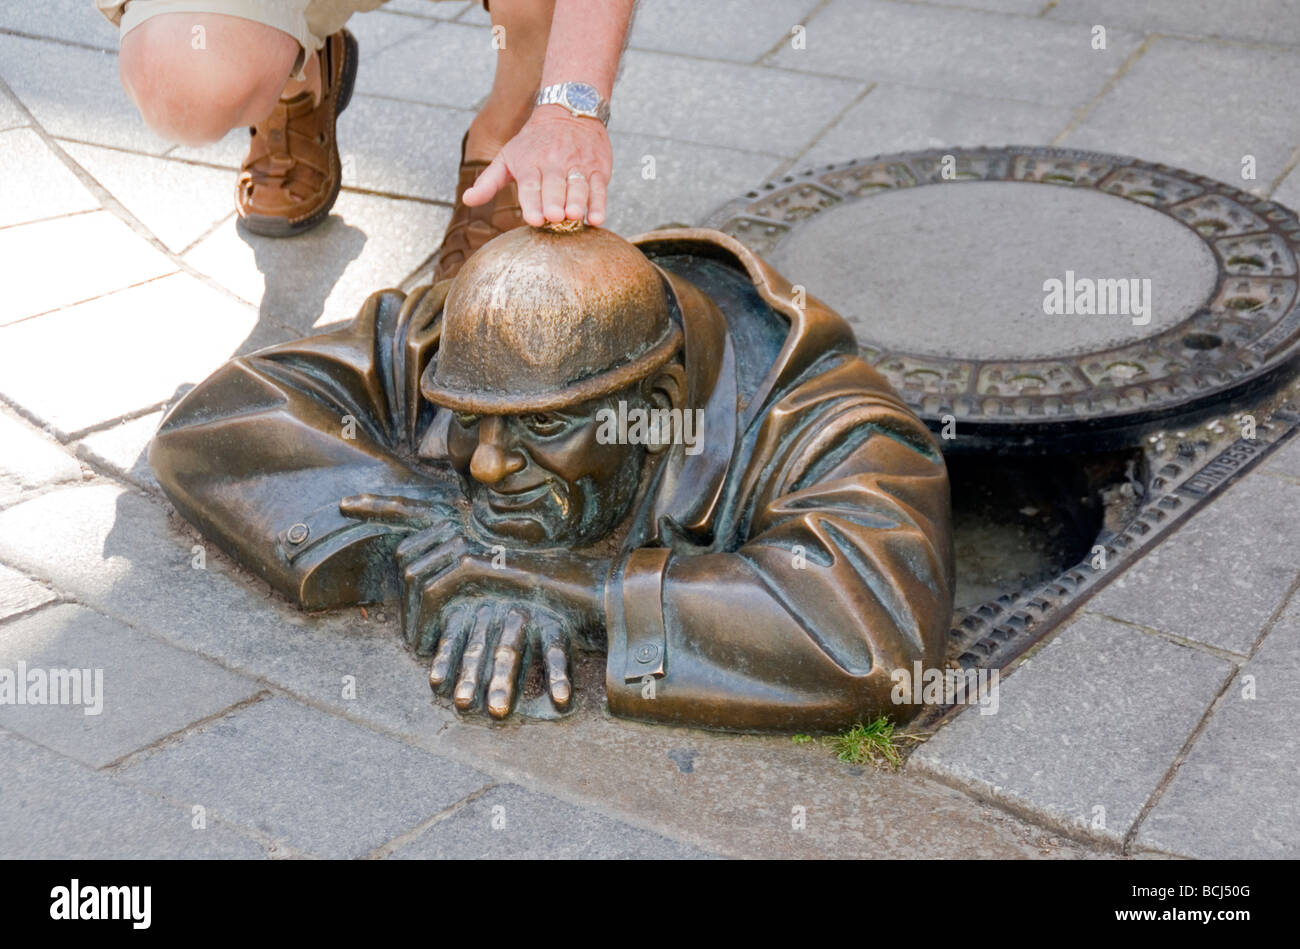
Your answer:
[949,448,1145,611]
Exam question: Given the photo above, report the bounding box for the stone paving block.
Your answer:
[0,730,267,858]
[1048,0,1300,48]
[1088,472,1300,656]
[347,8,439,55]
[1135,603,1300,858]
[119,696,491,858]
[770,0,1141,108]
[1062,36,1300,187]
[165,129,249,170]
[0,128,98,228]
[0,483,460,740]
[798,83,1072,168]
[0,603,261,768]
[393,783,710,859]
[0,563,56,619]
[454,1,490,25]
[0,210,174,325]
[911,613,1234,846]
[1261,434,1300,481]
[937,0,1050,14]
[0,272,256,438]
[0,0,119,50]
[184,190,450,334]
[337,95,470,202]
[354,21,495,109]
[74,410,163,494]
[1271,167,1300,218]
[606,131,781,235]
[61,143,235,253]
[611,49,864,156]
[0,411,83,507]
[0,88,27,132]
[628,0,823,63]
[0,35,172,154]
[385,0,472,18]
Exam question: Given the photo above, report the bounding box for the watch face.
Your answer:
[565,83,600,114]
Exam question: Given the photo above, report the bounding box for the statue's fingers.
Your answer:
[401,536,468,646]
[394,521,458,572]
[339,493,428,525]
[429,603,471,692]
[539,613,572,711]
[453,604,495,711]
[486,609,526,719]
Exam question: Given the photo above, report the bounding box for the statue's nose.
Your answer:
[469,417,525,484]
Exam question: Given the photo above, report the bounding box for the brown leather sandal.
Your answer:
[432,133,524,283]
[236,29,358,237]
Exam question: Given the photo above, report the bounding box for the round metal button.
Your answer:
[286,523,310,545]
[635,644,660,664]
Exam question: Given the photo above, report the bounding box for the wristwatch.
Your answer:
[535,81,611,126]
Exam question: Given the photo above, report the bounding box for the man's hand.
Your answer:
[430,596,573,718]
[463,106,611,227]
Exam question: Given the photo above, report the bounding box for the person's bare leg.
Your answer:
[119,13,317,146]
[465,0,556,162]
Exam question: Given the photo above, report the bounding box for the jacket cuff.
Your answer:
[604,547,671,684]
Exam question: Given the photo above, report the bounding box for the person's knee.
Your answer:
[119,13,299,146]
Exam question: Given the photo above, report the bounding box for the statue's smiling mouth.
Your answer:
[482,482,553,511]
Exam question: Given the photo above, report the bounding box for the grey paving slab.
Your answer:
[770,0,1141,108]
[61,142,235,253]
[1262,434,1300,481]
[1062,36,1300,187]
[119,696,491,858]
[0,730,268,858]
[0,483,460,740]
[0,272,255,438]
[798,83,1072,168]
[1270,165,1300,217]
[605,131,782,235]
[937,0,1050,13]
[348,8,439,55]
[354,21,495,109]
[385,0,473,18]
[74,410,163,494]
[1135,602,1300,858]
[165,128,249,170]
[911,613,1234,846]
[0,128,99,228]
[1048,0,1300,48]
[628,0,823,63]
[0,210,174,326]
[0,410,83,507]
[0,0,119,49]
[0,34,172,154]
[454,1,490,25]
[337,95,470,202]
[393,783,710,859]
[0,563,56,619]
[1088,472,1300,656]
[0,603,261,768]
[184,190,450,334]
[611,49,864,156]
[0,87,27,131]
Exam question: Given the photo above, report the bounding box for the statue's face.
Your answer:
[445,388,648,547]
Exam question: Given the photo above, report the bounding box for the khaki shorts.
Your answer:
[96,0,480,78]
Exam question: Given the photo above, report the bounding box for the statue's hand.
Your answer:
[429,596,573,719]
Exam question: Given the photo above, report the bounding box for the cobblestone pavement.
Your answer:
[2,0,1298,858]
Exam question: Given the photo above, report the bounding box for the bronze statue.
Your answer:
[150,223,954,731]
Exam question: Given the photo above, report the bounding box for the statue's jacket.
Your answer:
[152,228,954,731]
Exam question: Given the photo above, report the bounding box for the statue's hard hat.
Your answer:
[420,222,682,415]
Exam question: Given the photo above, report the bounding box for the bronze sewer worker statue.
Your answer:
[150,223,954,731]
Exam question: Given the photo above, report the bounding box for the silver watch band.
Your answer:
[535,82,611,126]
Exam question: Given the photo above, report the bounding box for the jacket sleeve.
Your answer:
[604,355,954,731]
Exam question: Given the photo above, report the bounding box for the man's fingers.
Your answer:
[486,610,526,719]
[429,603,472,691]
[540,166,568,223]
[454,604,495,710]
[339,493,429,526]
[586,170,607,227]
[462,155,510,207]
[514,168,544,227]
[564,169,589,222]
[539,614,572,711]
[394,521,457,572]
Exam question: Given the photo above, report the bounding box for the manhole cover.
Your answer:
[705,146,1300,451]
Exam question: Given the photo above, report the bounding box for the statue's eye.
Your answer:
[454,412,479,428]
[523,412,565,436]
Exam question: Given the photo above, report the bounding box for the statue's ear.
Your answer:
[644,362,688,455]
